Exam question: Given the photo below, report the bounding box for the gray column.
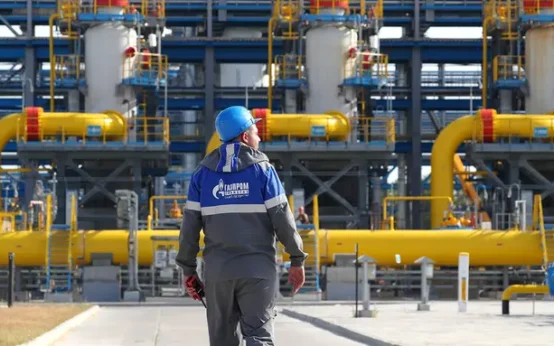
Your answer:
[358,160,369,228]
[67,90,80,112]
[183,27,199,185]
[499,90,512,113]
[23,0,35,107]
[55,162,67,224]
[397,156,407,229]
[204,0,215,144]
[407,0,423,229]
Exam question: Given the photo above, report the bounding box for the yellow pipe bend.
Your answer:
[431,109,554,229]
[206,108,351,155]
[501,284,549,301]
[0,228,542,267]
[501,284,550,315]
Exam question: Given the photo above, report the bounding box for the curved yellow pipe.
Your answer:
[0,229,541,267]
[453,154,491,222]
[431,109,554,228]
[501,284,550,315]
[501,284,549,301]
[206,108,351,155]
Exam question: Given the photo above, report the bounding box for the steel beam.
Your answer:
[54,163,67,224]
[358,160,369,228]
[519,159,554,198]
[204,0,215,144]
[291,160,357,215]
[23,0,34,107]
[304,162,358,206]
[407,0,423,229]
[67,160,121,204]
[0,14,21,37]
[471,159,507,189]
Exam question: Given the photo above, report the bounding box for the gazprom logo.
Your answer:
[212,179,250,200]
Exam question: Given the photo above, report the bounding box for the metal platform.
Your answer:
[0,38,485,64]
[260,141,394,154]
[53,78,87,88]
[467,142,554,159]
[121,76,168,88]
[274,79,307,89]
[342,76,388,88]
[17,141,169,160]
[494,79,527,90]
[300,14,373,25]
[76,13,144,23]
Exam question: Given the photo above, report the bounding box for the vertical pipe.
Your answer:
[8,252,14,307]
[313,194,319,229]
[354,243,359,317]
[288,194,294,214]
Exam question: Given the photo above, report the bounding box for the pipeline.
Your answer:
[206,108,351,154]
[0,229,542,267]
[0,107,126,152]
[431,109,554,229]
[501,284,550,315]
[453,154,491,223]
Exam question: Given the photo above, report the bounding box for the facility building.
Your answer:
[0,0,552,302]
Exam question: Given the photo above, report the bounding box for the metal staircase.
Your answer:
[46,224,73,293]
[45,194,74,294]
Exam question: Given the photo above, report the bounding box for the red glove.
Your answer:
[184,275,205,301]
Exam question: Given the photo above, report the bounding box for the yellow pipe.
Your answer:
[501,284,550,315]
[313,194,319,230]
[453,154,491,223]
[0,229,542,267]
[205,109,351,154]
[501,284,549,301]
[0,108,126,153]
[431,109,554,228]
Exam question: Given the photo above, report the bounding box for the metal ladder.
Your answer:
[46,224,73,292]
[296,224,321,296]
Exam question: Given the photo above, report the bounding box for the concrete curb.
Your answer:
[280,308,399,346]
[22,305,100,346]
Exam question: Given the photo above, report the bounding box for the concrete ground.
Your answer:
[281,299,554,346]
[49,299,554,346]
[53,304,364,346]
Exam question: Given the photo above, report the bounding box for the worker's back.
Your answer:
[191,142,280,282]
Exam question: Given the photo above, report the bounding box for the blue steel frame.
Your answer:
[0,0,491,229]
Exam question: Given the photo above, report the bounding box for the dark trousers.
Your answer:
[205,277,277,346]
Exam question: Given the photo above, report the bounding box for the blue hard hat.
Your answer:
[215,106,261,142]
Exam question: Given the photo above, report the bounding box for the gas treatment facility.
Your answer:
[0,1,554,344]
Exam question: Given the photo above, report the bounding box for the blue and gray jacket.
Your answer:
[175,142,308,282]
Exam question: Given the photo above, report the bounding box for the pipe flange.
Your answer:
[252,108,269,141]
[25,107,41,142]
[480,109,495,143]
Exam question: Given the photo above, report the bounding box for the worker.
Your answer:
[296,206,310,224]
[175,105,308,346]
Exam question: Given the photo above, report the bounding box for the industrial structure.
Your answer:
[0,0,553,302]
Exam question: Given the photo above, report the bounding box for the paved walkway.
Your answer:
[281,300,554,346]
[53,305,364,346]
